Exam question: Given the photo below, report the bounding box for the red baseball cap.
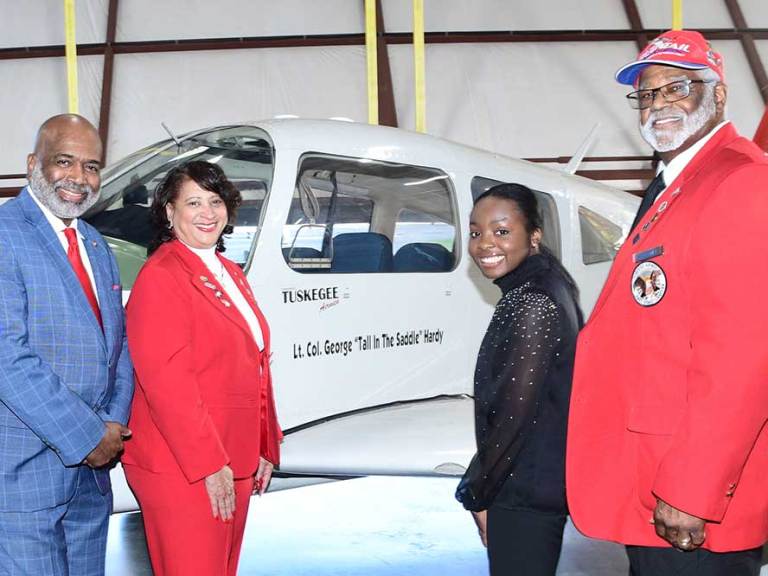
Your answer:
[615,30,724,86]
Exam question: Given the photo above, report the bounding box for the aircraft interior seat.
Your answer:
[330,232,393,273]
[123,183,149,205]
[393,242,454,272]
[282,246,323,260]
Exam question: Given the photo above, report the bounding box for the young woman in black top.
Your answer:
[456,183,583,576]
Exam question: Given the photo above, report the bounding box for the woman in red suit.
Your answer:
[123,160,281,575]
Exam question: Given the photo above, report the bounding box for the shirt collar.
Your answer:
[27,186,80,236]
[178,239,222,271]
[660,121,729,186]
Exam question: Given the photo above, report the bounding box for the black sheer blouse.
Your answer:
[456,252,582,513]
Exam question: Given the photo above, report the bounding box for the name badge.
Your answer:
[633,245,664,263]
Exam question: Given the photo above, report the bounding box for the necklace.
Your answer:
[213,259,226,283]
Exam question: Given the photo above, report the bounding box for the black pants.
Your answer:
[486,506,566,576]
[626,544,763,576]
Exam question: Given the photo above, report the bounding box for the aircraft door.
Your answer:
[260,153,470,429]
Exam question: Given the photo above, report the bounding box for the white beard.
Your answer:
[640,86,716,152]
[28,163,99,219]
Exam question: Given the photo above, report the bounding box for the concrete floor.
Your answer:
[105,477,767,575]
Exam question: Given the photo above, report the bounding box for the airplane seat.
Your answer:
[393,242,454,272]
[283,246,323,261]
[330,232,393,273]
[123,183,149,205]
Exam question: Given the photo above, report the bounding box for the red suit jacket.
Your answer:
[567,123,768,551]
[123,240,282,482]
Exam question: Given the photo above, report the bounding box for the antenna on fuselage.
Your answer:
[161,122,182,149]
[565,122,601,175]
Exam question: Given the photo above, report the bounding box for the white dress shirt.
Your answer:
[184,243,264,350]
[28,187,100,304]
[655,121,729,204]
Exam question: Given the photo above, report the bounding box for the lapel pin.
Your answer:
[222,299,231,307]
[200,275,208,282]
[204,281,217,289]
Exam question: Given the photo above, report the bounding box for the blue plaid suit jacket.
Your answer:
[0,188,133,511]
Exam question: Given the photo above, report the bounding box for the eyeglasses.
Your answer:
[626,79,713,110]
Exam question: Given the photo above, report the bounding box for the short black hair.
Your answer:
[148,160,242,255]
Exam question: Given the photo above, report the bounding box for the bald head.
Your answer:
[33,114,102,160]
[27,114,103,223]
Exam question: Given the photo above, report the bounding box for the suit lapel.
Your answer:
[170,242,257,342]
[18,190,106,347]
[588,124,739,323]
[222,258,270,352]
[80,225,116,349]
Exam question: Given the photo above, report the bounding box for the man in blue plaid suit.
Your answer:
[0,114,134,575]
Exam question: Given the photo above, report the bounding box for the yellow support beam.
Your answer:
[365,0,379,125]
[672,0,683,30]
[413,0,426,133]
[64,0,79,114]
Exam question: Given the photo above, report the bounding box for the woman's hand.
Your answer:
[471,510,488,547]
[204,465,235,521]
[253,457,274,496]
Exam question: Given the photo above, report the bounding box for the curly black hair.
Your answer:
[147,160,242,255]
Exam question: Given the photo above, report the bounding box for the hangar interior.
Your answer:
[2,0,767,196]
[2,1,768,575]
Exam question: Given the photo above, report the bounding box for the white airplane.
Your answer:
[84,119,638,511]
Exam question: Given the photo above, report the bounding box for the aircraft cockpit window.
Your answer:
[283,154,457,274]
[578,206,622,265]
[85,126,275,288]
[471,176,561,260]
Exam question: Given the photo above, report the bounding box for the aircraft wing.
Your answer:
[111,395,475,513]
[279,395,475,477]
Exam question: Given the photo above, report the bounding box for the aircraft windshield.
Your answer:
[85,126,274,288]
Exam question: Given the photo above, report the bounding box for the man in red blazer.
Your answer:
[567,30,768,575]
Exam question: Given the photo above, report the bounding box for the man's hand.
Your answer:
[471,510,488,547]
[652,498,706,550]
[85,422,131,468]
[205,465,235,521]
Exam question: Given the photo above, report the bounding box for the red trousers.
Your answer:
[124,464,254,576]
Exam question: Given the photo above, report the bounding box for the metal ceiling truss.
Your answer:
[1,0,765,196]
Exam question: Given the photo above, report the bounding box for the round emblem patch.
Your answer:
[631,261,667,306]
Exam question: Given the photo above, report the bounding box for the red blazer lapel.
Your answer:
[221,257,271,353]
[663,122,739,195]
[168,241,255,341]
[588,123,738,323]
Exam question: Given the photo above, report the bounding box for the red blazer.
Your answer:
[567,123,768,551]
[123,240,282,483]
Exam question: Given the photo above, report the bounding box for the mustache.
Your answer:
[53,179,93,197]
[644,111,686,128]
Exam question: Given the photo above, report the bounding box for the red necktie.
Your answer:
[63,228,103,328]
